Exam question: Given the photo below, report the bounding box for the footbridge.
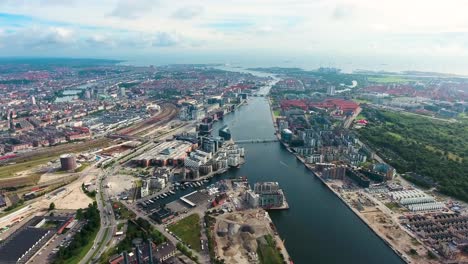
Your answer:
[234,138,279,144]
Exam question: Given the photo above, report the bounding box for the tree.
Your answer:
[49,202,55,211]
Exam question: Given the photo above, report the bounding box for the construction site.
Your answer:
[209,208,289,264]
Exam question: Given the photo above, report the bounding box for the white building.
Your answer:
[327,86,336,96]
[245,190,260,208]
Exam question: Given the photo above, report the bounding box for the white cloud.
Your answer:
[109,0,157,19]
[0,0,468,72]
[172,6,203,20]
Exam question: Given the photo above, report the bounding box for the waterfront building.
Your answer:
[281,129,293,142]
[218,125,232,140]
[201,136,221,154]
[245,190,260,208]
[346,168,370,188]
[227,154,240,167]
[254,182,285,208]
[306,153,323,163]
[322,165,346,180]
[199,164,213,175]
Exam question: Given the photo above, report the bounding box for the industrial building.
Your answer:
[389,189,445,212]
[0,215,72,264]
[60,153,77,170]
[132,140,195,167]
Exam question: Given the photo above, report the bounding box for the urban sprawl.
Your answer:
[0,59,467,264]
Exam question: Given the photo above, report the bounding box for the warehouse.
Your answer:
[0,216,72,264]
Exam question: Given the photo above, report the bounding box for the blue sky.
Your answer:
[1,0,468,73]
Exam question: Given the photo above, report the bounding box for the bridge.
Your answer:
[234,138,279,144]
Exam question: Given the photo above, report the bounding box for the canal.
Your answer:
[211,87,404,263]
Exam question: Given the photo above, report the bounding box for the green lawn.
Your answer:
[385,202,401,211]
[168,214,202,252]
[273,110,281,117]
[368,76,415,84]
[66,228,99,264]
[0,156,53,179]
[257,235,283,264]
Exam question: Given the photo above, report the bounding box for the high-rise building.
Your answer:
[327,86,336,96]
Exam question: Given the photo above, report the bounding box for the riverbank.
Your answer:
[268,96,418,263]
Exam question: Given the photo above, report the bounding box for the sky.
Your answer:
[1,0,468,73]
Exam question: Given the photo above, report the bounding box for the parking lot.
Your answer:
[28,221,84,263]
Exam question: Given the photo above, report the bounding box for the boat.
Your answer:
[169,190,176,195]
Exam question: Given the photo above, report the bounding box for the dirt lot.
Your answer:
[213,209,284,264]
[54,169,98,210]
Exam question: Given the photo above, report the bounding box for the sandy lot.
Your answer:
[54,169,97,210]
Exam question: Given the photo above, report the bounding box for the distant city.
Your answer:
[0,58,466,264]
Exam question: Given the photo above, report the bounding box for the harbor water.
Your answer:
[211,86,405,264]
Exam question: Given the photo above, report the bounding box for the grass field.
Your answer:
[257,234,283,264]
[0,139,110,180]
[168,214,202,252]
[368,75,415,84]
[273,110,281,117]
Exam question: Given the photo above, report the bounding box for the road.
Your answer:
[80,167,117,264]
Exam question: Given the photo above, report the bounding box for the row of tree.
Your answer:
[53,202,100,264]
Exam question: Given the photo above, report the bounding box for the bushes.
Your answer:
[53,202,100,264]
[176,242,199,263]
[82,183,96,198]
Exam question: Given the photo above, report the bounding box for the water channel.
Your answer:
[209,84,404,264]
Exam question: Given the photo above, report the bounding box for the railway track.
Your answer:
[118,103,178,136]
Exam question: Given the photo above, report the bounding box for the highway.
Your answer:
[80,167,117,264]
